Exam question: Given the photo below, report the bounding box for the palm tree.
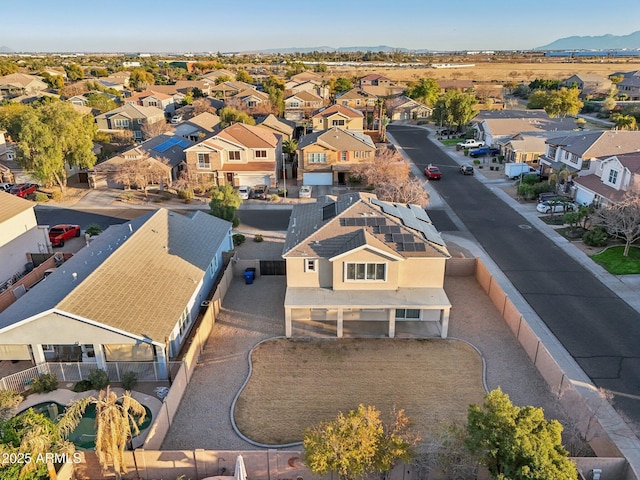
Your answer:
[65,387,146,480]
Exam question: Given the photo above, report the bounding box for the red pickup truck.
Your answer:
[49,224,81,247]
[10,183,38,198]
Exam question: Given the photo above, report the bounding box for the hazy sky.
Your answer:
[3,0,639,53]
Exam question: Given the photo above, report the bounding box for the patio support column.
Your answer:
[388,309,396,338]
[337,308,344,338]
[93,344,106,370]
[285,308,292,337]
[31,344,46,365]
[155,345,168,380]
[440,307,450,339]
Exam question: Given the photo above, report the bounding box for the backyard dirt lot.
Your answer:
[234,338,486,445]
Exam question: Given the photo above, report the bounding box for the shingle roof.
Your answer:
[338,88,378,100]
[257,114,295,137]
[216,122,279,149]
[546,131,640,157]
[0,209,232,343]
[298,127,375,151]
[0,191,34,225]
[283,192,449,260]
[288,90,322,102]
[313,104,364,119]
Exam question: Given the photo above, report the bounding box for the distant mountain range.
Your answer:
[536,31,640,50]
[0,46,14,53]
[252,45,420,54]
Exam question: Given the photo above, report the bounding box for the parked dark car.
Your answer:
[252,184,268,200]
[459,164,474,175]
[469,146,501,158]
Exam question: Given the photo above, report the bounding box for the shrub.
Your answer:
[31,374,58,393]
[50,190,63,201]
[253,234,264,242]
[278,188,288,197]
[121,371,138,390]
[269,193,280,202]
[73,380,93,392]
[583,226,609,247]
[85,224,102,236]
[463,148,469,156]
[177,188,194,200]
[473,159,480,165]
[88,368,110,389]
[33,192,49,203]
[233,233,246,246]
[232,216,240,228]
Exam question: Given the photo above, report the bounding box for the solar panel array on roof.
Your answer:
[341,217,387,227]
[378,225,401,234]
[322,202,337,221]
[419,222,446,247]
[154,136,190,153]
[396,242,427,252]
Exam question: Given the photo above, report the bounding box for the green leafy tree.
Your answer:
[41,72,64,90]
[611,113,638,131]
[303,404,413,480]
[285,61,307,78]
[209,184,242,226]
[332,77,354,96]
[215,74,233,84]
[64,63,84,81]
[85,92,117,113]
[433,90,477,131]
[0,59,18,76]
[262,75,285,115]
[235,69,254,84]
[314,63,328,73]
[90,67,109,78]
[129,68,155,90]
[64,387,146,480]
[0,102,29,139]
[466,388,577,480]
[15,102,96,192]
[218,106,255,128]
[527,88,583,117]
[404,78,440,107]
[282,138,298,164]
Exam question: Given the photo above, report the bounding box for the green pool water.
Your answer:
[22,401,152,450]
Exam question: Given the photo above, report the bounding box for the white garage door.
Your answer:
[303,173,333,186]
[236,175,270,187]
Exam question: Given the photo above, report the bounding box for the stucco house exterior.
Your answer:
[256,114,295,141]
[125,90,176,115]
[284,91,324,122]
[282,192,451,338]
[615,71,640,101]
[563,74,612,98]
[385,96,433,122]
[0,73,48,99]
[0,208,232,377]
[184,122,282,188]
[311,104,364,132]
[0,192,51,286]
[336,88,378,111]
[297,127,376,186]
[572,152,640,207]
[95,103,166,141]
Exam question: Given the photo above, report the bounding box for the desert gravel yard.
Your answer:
[234,337,486,445]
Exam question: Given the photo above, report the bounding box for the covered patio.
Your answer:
[284,287,451,338]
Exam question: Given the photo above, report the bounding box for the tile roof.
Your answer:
[182,112,220,132]
[0,73,46,88]
[473,109,550,121]
[257,114,295,137]
[283,192,449,260]
[573,175,628,204]
[98,103,164,120]
[312,104,364,119]
[0,209,232,344]
[298,127,375,151]
[216,122,280,149]
[0,191,34,225]
[546,131,640,157]
[482,117,577,137]
[338,88,378,100]
[288,90,323,102]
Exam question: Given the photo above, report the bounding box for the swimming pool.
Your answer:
[21,401,152,450]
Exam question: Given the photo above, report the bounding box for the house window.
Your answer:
[208,256,218,278]
[247,100,257,107]
[41,344,55,352]
[332,119,345,126]
[356,100,361,106]
[114,119,129,128]
[308,152,326,163]
[147,100,158,107]
[290,102,300,108]
[134,130,143,140]
[197,153,210,169]
[304,259,317,272]
[340,152,347,162]
[608,169,618,185]
[228,151,241,161]
[254,150,267,159]
[395,309,421,319]
[178,307,191,336]
[341,100,348,106]
[345,262,386,281]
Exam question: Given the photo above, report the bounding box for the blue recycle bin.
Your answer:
[244,268,256,285]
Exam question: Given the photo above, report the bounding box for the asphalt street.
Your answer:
[388,124,640,427]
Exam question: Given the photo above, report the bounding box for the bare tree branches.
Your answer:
[597,192,640,256]
[141,119,171,140]
[112,157,169,198]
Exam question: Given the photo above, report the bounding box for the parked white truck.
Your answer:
[456,139,485,150]
[504,162,540,179]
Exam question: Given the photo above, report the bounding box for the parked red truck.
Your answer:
[49,224,81,247]
[9,183,38,198]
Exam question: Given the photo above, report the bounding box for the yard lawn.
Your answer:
[234,338,486,445]
[591,245,640,274]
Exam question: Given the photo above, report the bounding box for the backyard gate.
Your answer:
[259,260,286,276]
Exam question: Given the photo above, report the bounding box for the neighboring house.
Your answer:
[297,127,376,186]
[501,134,549,166]
[358,74,404,97]
[104,71,130,87]
[0,208,232,373]
[563,74,612,98]
[284,91,324,122]
[475,112,576,147]
[256,114,295,141]
[96,79,125,92]
[126,90,176,115]
[232,88,271,112]
[359,74,393,88]
[0,192,51,285]
[336,88,378,111]
[140,85,187,105]
[173,112,221,142]
[289,71,324,84]
[0,73,48,98]
[91,133,194,188]
[95,103,166,141]
[184,122,281,187]
[0,132,20,183]
[573,152,640,207]
[437,79,475,92]
[285,79,329,101]
[210,81,254,99]
[615,71,640,100]
[311,104,364,132]
[385,95,433,121]
[540,130,640,200]
[282,192,451,338]
[199,69,236,82]
[174,80,212,97]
